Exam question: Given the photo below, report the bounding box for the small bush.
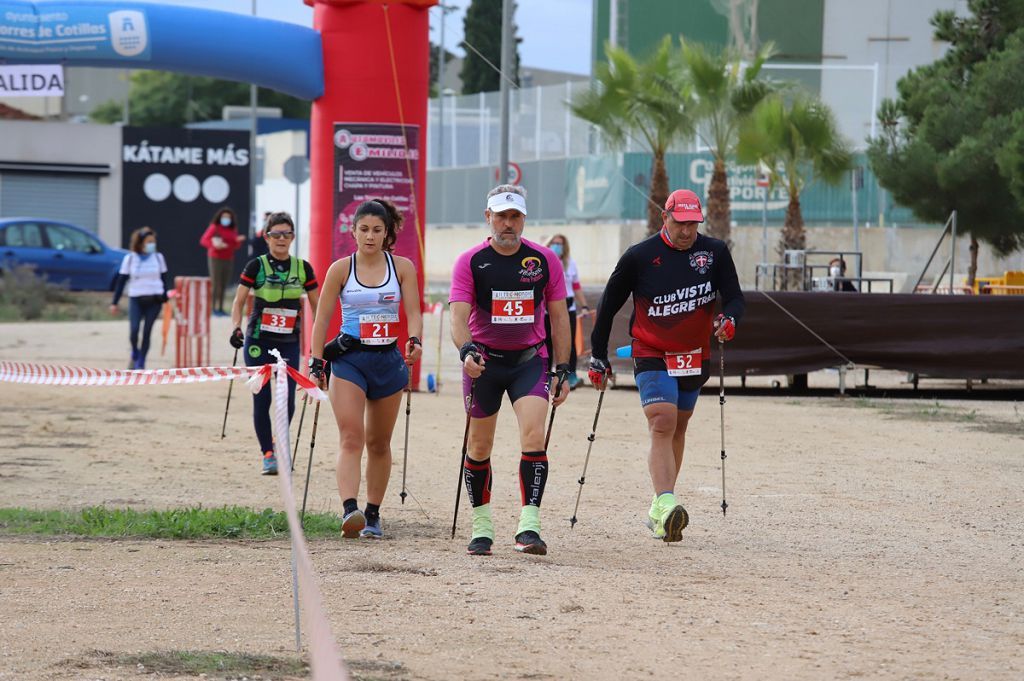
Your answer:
[0,263,69,320]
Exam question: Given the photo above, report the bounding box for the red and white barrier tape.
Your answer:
[0,361,254,386]
[268,349,349,681]
[4,353,349,678]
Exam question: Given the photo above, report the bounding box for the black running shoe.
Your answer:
[467,536,493,556]
[514,530,548,555]
[662,504,689,543]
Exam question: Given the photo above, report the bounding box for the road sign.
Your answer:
[494,161,522,185]
[283,155,310,185]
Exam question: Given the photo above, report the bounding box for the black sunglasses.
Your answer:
[266,231,295,239]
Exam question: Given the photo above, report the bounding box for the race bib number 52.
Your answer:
[491,290,535,324]
[259,307,297,334]
[666,348,702,377]
[359,313,399,345]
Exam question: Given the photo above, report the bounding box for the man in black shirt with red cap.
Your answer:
[589,188,744,542]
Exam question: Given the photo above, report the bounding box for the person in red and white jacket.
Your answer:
[199,206,246,316]
[589,188,744,543]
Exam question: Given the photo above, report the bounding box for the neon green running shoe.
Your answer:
[660,504,689,543]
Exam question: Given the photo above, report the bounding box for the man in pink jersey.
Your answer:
[449,184,572,557]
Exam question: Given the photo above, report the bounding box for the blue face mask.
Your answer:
[220,216,232,227]
[144,242,157,255]
[550,243,564,257]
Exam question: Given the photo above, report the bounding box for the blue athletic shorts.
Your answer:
[634,360,702,411]
[331,346,409,400]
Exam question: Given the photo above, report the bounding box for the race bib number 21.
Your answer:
[359,313,400,345]
[491,290,535,324]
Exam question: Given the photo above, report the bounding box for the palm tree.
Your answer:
[738,93,852,271]
[682,39,776,245]
[571,36,695,234]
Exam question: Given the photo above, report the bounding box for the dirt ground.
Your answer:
[1,315,1022,681]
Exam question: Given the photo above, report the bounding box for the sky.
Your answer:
[149,0,593,76]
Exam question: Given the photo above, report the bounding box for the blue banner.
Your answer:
[0,1,323,99]
[0,3,151,61]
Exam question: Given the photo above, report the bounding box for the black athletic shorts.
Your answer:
[462,355,550,418]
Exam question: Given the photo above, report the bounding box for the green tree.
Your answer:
[682,39,776,245]
[571,37,696,235]
[91,71,310,127]
[868,0,1024,286]
[738,93,852,274]
[460,0,520,95]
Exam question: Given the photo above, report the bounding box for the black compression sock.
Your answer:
[463,457,492,508]
[365,503,380,522]
[343,498,359,515]
[519,451,548,507]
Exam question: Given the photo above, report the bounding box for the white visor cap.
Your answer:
[486,191,528,215]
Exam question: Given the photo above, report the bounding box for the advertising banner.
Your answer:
[0,63,63,96]
[332,122,422,272]
[121,127,250,278]
[0,4,151,61]
[564,155,624,220]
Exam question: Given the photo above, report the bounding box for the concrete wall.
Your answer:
[424,221,1024,292]
[0,120,122,247]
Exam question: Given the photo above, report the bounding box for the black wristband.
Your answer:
[459,341,480,362]
[408,336,422,346]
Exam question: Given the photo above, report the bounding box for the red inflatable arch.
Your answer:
[306,0,435,389]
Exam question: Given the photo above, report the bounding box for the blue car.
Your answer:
[0,218,128,291]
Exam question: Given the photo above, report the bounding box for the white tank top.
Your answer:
[340,251,402,345]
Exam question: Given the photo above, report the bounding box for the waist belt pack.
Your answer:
[323,333,397,361]
[480,342,544,366]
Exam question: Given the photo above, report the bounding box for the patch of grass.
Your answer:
[67,650,409,680]
[0,506,343,540]
[835,399,1023,436]
[69,649,308,679]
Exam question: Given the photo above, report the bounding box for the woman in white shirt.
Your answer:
[544,233,590,388]
[110,227,169,370]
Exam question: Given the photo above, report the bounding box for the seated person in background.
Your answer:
[829,258,858,292]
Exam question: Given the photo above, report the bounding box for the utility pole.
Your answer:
[498,0,513,184]
[436,5,450,167]
[249,0,259,245]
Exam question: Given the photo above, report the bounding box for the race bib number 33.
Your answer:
[666,348,702,377]
[260,308,297,334]
[491,290,535,324]
[359,313,400,345]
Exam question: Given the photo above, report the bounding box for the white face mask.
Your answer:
[829,266,841,277]
[144,242,157,255]
[220,216,232,227]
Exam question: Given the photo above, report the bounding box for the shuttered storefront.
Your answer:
[0,171,100,232]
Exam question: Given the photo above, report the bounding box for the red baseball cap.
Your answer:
[664,189,704,223]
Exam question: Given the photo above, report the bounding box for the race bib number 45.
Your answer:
[359,313,400,345]
[666,348,702,377]
[491,290,535,324]
[260,308,297,334]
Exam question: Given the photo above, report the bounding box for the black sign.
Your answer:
[121,127,251,278]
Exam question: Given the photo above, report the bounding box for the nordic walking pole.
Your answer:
[291,394,308,472]
[434,305,445,395]
[570,389,605,529]
[718,339,728,516]
[300,390,323,529]
[220,347,239,439]
[451,377,477,539]
[543,371,569,451]
[399,376,412,504]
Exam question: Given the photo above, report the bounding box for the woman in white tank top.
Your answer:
[310,199,423,540]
